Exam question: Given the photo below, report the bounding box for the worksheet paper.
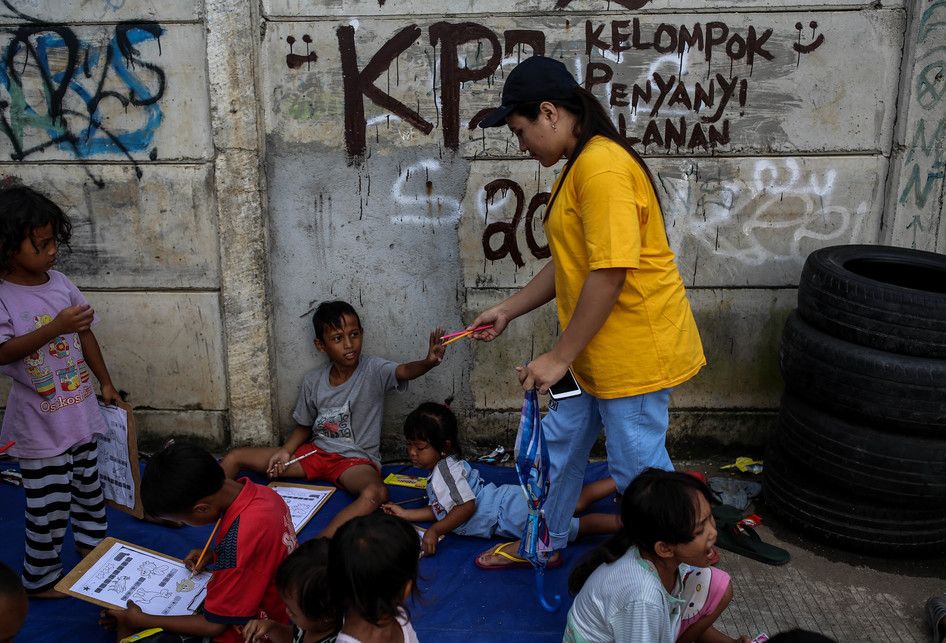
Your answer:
[63,540,211,615]
[97,403,139,513]
[269,483,334,533]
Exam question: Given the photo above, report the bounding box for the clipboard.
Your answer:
[97,401,144,519]
[267,482,335,534]
[55,537,211,614]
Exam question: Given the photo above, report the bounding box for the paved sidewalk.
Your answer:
[718,525,944,642]
[678,459,945,642]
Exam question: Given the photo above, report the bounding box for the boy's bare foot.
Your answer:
[27,587,68,599]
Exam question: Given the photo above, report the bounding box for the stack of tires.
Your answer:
[765,245,946,556]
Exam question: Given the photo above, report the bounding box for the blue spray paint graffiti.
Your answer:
[0,4,166,184]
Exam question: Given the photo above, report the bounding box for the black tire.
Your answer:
[779,311,946,435]
[798,245,946,357]
[777,393,946,504]
[763,441,946,556]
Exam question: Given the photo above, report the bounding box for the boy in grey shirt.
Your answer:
[222,300,444,536]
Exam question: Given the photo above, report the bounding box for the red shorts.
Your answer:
[292,443,379,484]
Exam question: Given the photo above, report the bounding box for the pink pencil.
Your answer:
[0,440,14,455]
[440,324,494,340]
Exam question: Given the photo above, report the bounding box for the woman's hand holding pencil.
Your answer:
[465,305,512,343]
[440,324,494,347]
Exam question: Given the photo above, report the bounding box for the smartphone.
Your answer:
[548,368,582,400]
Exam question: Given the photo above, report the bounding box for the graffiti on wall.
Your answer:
[0,2,166,185]
[898,1,945,247]
[283,17,825,160]
[473,158,869,271]
[658,159,868,268]
[481,179,550,268]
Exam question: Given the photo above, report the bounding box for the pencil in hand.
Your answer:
[267,448,319,476]
[189,517,222,579]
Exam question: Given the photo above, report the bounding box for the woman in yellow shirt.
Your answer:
[469,56,705,568]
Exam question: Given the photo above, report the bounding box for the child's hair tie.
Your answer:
[443,396,454,408]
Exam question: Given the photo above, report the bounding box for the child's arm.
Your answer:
[0,304,93,365]
[78,329,120,405]
[422,499,476,556]
[268,424,314,476]
[394,327,445,382]
[381,503,436,522]
[101,600,227,638]
[242,618,294,643]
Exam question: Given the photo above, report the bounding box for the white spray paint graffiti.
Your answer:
[389,159,462,225]
[661,158,868,266]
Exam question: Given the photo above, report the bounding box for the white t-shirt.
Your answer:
[335,614,419,643]
[564,546,688,643]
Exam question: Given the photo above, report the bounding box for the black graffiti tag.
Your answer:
[430,22,501,151]
[793,21,825,55]
[337,24,433,160]
[482,179,550,267]
[286,35,317,70]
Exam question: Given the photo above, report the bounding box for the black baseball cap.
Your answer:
[478,56,580,128]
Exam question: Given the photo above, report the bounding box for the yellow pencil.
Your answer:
[120,628,164,643]
[190,517,221,579]
[442,331,471,347]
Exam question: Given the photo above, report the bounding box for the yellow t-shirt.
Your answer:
[545,136,705,398]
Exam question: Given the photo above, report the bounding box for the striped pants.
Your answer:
[20,438,107,592]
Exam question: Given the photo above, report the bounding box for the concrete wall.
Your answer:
[1,1,943,453]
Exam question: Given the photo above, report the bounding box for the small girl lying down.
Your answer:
[381,401,620,565]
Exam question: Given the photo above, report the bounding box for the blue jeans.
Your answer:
[541,388,673,550]
[456,482,580,542]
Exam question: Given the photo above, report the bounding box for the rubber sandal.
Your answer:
[715,519,790,566]
[926,595,946,643]
[474,541,563,571]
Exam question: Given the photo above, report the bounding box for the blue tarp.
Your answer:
[0,460,616,642]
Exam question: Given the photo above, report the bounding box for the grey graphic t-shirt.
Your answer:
[292,356,405,464]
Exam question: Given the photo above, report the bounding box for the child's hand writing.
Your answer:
[183,548,210,573]
[380,502,407,518]
[54,304,94,334]
[426,327,445,364]
[241,617,276,642]
[267,449,292,477]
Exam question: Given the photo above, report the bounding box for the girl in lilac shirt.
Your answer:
[0,185,120,596]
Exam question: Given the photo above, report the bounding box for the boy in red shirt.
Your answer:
[101,442,296,642]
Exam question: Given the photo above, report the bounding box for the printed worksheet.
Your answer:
[58,539,210,615]
[96,402,142,516]
[269,482,334,533]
